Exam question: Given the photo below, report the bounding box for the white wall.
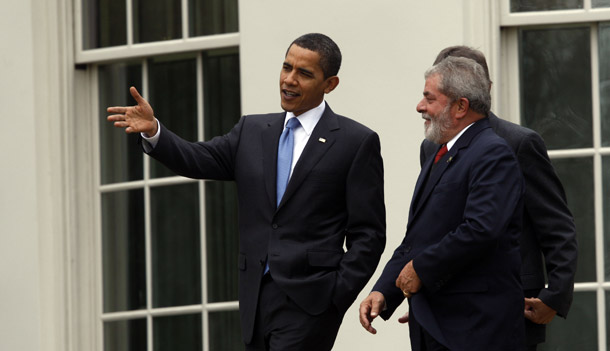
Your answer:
[0,0,72,350]
[0,0,43,349]
[238,1,468,349]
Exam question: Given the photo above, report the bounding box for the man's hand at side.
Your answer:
[524,297,557,324]
[359,291,386,334]
[395,260,422,298]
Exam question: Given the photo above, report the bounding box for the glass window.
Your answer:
[99,62,143,184]
[600,23,610,146]
[511,0,583,12]
[153,314,202,351]
[98,47,241,350]
[209,311,244,350]
[148,55,198,179]
[552,157,595,283]
[133,0,182,43]
[82,0,126,49]
[594,0,610,8]
[104,319,147,351]
[151,183,202,308]
[205,182,239,302]
[519,26,593,150]
[540,292,598,350]
[102,189,146,313]
[189,0,239,37]
[603,156,610,279]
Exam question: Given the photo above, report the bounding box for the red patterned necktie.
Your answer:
[434,144,448,164]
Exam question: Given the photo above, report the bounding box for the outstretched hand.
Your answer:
[107,86,157,135]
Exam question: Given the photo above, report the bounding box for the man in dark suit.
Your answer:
[107,33,386,351]
[359,56,525,350]
[419,46,577,350]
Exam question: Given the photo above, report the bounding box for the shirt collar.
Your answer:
[446,122,475,151]
[285,100,326,136]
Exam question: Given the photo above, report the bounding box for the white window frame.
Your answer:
[74,0,240,64]
[72,1,242,350]
[91,53,241,350]
[500,1,610,350]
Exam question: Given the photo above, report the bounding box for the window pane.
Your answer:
[151,183,201,307]
[153,314,202,351]
[189,0,238,37]
[519,27,592,150]
[201,49,241,302]
[99,62,143,184]
[102,190,146,313]
[104,319,147,351]
[206,182,239,302]
[148,55,198,179]
[209,311,243,351]
[511,0,583,12]
[552,158,595,282]
[594,0,610,7]
[203,48,242,140]
[133,0,181,43]
[603,156,610,279]
[539,291,597,350]
[82,0,126,49]
[600,23,610,146]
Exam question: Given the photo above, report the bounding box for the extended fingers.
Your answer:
[107,106,128,114]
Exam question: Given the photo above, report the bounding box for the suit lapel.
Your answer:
[262,113,286,208]
[410,118,490,221]
[277,106,339,209]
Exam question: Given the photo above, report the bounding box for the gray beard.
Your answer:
[423,106,452,144]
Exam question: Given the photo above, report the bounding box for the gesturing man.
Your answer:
[108,33,386,351]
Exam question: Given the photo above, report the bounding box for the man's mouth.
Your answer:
[282,89,300,97]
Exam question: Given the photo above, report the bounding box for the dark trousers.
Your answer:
[408,311,450,351]
[245,274,343,351]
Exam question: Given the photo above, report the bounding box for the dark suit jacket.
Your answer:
[373,118,525,350]
[145,105,386,343]
[421,112,577,345]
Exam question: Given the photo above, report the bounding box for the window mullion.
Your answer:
[182,0,189,39]
[591,21,607,351]
[140,58,154,351]
[196,51,211,351]
[126,0,133,46]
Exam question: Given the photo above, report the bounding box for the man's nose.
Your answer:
[416,99,425,113]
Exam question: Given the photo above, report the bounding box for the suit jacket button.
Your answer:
[272,224,278,229]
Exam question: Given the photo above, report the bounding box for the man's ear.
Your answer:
[454,97,469,119]
[324,76,340,94]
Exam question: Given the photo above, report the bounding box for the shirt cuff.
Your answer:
[141,119,160,152]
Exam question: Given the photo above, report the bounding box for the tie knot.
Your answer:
[286,117,301,130]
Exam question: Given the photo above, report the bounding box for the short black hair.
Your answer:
[287,33,342,79]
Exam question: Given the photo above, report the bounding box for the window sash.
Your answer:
[501,0,610,26]
[74,0,239,64]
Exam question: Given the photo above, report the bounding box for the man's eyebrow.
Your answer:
[298,67,314,76]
